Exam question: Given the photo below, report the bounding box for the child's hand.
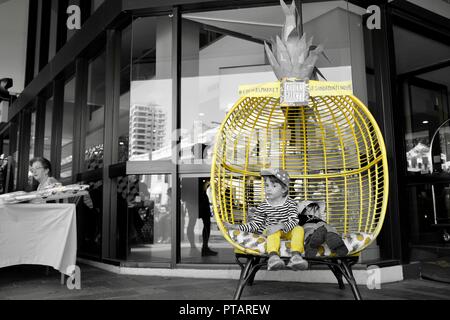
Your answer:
[264,224,284,235]
[223,221,239,230]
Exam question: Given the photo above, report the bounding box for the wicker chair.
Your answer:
[210,94,389,300]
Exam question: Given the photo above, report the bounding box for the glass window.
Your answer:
[180,2,365,165]
[76,49,106,258]
[432,184,450,226]
[180,177,227,263]
[85,51,106,172]
[67,0,81,41]
[33,0,43,77]
[61,77,75,179]
[91,0,104,13]
[29,110,36,159]
[0,136,9,157]
[179,2,368,263]
[48,0,58,61]
[77,179,103,257]
[394,24,450,175]
[0,134,10,194]
[180,17,267,165]
[406,184,450,245]
[404,78,449,175]
[303,1,367,100]
[117,174,172,262]
[394,23,450,254]
[129,16,173,161]
[395,27,450,75]
[118,24,132,162]
[43,96,53,160]
[13,122,19,190]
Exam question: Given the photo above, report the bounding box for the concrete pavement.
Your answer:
[1,263,450,300]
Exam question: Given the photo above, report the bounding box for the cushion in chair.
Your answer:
[228,229,373,257]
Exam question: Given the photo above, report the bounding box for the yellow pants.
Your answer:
[267,226,305,255]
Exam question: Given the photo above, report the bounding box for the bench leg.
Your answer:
[338,259,362,300]
[328,264,345,290]
[233,256,262,300]
[247,257,261,286]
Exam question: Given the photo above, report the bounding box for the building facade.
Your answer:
[129,104,167,160]
[1,0,450,268]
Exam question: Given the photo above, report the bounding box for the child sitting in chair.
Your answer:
[224,168,308,271]
[298,201,349,258]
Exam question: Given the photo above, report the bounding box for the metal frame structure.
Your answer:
[210,93,389,300]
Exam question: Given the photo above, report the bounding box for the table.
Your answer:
[0,203,77,275]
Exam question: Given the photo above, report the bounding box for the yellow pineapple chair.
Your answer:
[210,0,388,300]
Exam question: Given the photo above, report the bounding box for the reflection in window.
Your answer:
[180,177,231,263]
[1,138,9,158]
[43,97,53,160]
[406,184,447,244]
[27,110,37,188]
[60,77,75,179]
[29,110,36,159]
[0,137,11,193]
[118,24,132,162]
[116,174,172,262]
[66,0,81,41]
[180,2,363,165]
[48,0,58,61]
[437,126,450,173]
[77,179,103,257]
[403,79,449,175]
[395,23,450,175]
[85,52,106,172]
[91,0,104,13]
[181,18,267,165]
[129,16,172,161]
[13,123,19,190]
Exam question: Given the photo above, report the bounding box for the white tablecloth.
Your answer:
[0,203,77,275]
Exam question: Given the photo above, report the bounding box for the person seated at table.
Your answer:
[30,157,60,190]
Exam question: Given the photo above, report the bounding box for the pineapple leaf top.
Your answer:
[265,0,325,80]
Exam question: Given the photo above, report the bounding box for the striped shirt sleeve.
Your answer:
[282,199,299,233]
[238,205,267,233]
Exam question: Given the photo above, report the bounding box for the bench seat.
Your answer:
[228,229,373,257]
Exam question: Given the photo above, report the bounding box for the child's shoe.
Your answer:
[304,243,318,258]
[326,232,349,256]
[267,254,285,271]
[287,254,308,271]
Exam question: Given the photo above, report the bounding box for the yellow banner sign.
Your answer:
[310,81,353,96]
[238,82,280,97]
[238,80,353,98]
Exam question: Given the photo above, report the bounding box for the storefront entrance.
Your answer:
[394,12,450,261]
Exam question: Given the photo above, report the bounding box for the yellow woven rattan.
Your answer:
[211,94,389,256]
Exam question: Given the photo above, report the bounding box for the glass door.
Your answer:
[118,14,175,264]
[395,22,450,252]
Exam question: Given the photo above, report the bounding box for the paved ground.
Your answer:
[1,263,450,300]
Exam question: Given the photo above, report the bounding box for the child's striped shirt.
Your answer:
[238,197,299,234]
